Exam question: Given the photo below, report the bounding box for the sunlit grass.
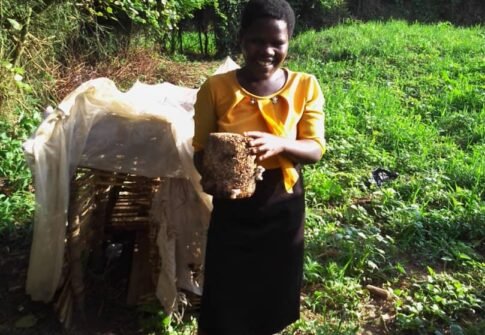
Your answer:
[288,20,484,334]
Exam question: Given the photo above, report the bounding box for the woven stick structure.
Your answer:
[54,168,163,327]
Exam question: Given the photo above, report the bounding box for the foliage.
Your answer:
[288,0,485,31]
[137,301,197,334]
[289,0,349,31]
[385,0,485,24]
[0,107,40,189]
[212,0,246,57]
[78,0,214,51]
[0,192,35,235]
[394,267,484,334]
[0,0,90,135]
[0,105,40,235]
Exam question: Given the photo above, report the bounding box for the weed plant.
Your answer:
[0,104,40,235]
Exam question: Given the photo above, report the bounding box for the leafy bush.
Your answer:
[0,192,35,235]
[0,105,40,234]
[289,0,349,31]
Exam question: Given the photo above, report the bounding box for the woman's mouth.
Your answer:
[257,60,273,67]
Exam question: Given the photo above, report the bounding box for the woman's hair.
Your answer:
[240,0,296,38]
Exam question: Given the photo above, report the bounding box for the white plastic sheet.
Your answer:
[23,57,239,313]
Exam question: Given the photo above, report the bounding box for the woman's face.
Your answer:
[240,18,289,81]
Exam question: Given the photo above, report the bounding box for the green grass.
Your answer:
[179,31,217,58]
[284,20,484,334]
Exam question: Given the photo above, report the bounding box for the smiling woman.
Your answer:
[192,1,326,334]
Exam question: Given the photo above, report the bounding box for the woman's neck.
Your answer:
[236,68,287,97]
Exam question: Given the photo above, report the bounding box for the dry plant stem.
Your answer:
[13,7,32,67]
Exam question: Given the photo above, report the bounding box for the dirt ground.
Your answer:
[0,227,146,335]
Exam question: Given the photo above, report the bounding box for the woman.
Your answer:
[192,1,326,334]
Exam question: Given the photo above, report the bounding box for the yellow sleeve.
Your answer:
[297,75,326,154]
[193,78,217,152]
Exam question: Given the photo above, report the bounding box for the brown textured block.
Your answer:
[202,132,264,199]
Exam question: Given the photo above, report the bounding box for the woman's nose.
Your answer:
[262,44,275,56]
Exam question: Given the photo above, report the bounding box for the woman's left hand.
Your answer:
[244,131,324,164]
[244,131,289,162]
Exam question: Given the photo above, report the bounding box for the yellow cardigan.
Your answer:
[193,69,325,192]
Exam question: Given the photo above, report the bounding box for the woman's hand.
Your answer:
[244,131,289,161]
[244,131,323,164]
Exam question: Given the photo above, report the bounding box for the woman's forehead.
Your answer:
[241,18,289,38]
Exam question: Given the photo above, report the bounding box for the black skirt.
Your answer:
[198,168,305,335]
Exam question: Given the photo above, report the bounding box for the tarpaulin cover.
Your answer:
[23,57,239,313]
